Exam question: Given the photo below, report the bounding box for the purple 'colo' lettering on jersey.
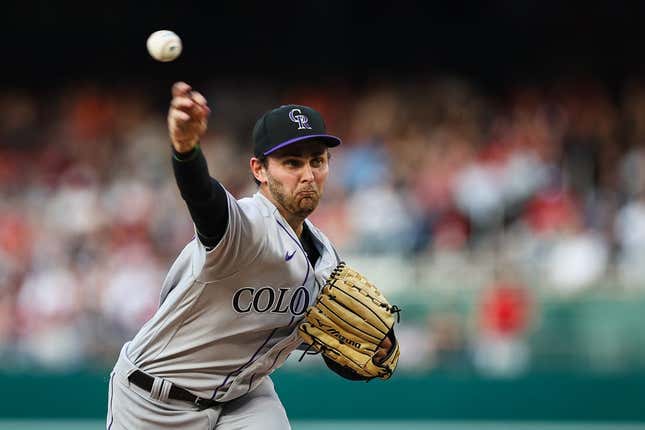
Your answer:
[211,221,312,399]
[210,228,310,399]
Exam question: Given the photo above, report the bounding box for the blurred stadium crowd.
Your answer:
[1,77,645,372]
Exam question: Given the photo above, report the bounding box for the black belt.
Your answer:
[128,370,219,410]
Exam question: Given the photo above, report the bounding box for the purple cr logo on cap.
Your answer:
[288,108,312,130]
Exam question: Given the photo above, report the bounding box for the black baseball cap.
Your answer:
[252,104,341,157]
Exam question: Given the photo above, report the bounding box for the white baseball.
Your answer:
[146,30,182,62]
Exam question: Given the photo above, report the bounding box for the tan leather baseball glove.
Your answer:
[298,262,401,380]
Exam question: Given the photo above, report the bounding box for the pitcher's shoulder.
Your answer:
[235,194,270,219]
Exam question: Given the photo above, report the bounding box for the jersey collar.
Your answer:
[254,191,338,269]
[253,191,279,217]
[254,191,313,240]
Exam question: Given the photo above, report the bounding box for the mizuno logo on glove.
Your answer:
[319,322,362,349]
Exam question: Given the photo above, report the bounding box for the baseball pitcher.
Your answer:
[106,82,400,429]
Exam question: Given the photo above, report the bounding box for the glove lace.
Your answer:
[391,305,402,323]
[298,342,323,362]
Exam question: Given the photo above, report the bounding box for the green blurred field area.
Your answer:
[1,421,644,430]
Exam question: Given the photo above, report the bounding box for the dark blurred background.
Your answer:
[1,1,645,427]
[3,1,645,86]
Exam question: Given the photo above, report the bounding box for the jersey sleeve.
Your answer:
[171,145,266,280]
[172,145,229,249]
[195,191,267,280]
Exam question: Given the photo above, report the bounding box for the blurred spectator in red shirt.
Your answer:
[473,277,534,376]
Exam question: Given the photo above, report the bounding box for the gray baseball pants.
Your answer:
[106,347,290,429]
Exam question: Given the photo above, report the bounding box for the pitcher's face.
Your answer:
[260,141,329,219]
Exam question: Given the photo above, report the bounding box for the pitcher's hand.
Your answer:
[168,81,210,153]
[374,336,393,364]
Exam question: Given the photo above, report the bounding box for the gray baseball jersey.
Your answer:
[124,190,338,402]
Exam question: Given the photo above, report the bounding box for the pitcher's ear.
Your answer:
[250,157,267,183]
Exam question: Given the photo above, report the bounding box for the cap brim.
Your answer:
[263,134,341,156]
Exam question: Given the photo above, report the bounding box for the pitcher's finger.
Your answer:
[171,81,192,98]
[190,91,208,107]
[171,97,194,111]
[190,92,211,116]
[170,109,191,123]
